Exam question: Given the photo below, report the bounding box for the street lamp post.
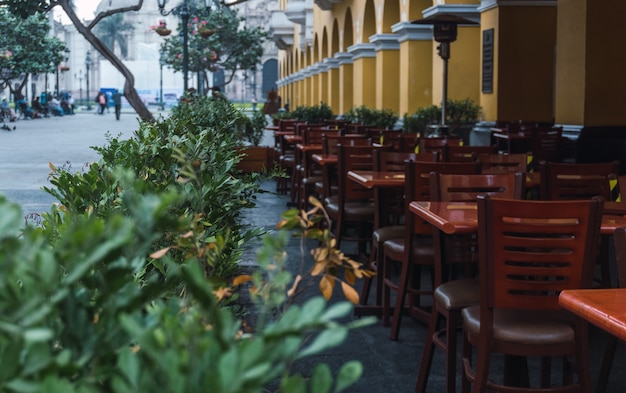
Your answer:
[159,50,165,110]
[76,69,83,104]
[157,0,212,94]
[413,14,478,137]
[85,50,92,111]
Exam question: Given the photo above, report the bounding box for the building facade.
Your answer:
[268,0,626,165]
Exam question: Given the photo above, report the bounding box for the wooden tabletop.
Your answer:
[311,153,337,166]
[347,170,541,190]
[347,170,405,188]
[559,289,626,341]
[410,201,626,236]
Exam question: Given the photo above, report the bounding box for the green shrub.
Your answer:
[403,98,481,134]
[344,105,398,129]
[1,96,373,392]
[46,96,264,279]
[290,102,334,124]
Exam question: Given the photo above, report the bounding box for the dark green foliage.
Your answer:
[344,105,399,129]
[0,94,367,392]
[291,102,334,124]
[46,96,262,279]
[403,98,482,134]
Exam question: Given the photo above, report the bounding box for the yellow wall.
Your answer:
[479,8,498,121]
[352,56,377,107]
[398,39,432,115]
[376,48,400,112]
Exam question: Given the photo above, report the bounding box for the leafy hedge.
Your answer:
[0,97,369,392]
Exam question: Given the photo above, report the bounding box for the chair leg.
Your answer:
[596,335,617,393]
[359,239,378,306]
[471,340,491,393]
[415,307,439,393]
[390,256,411,340]
[575,323,592,393]
[444,310,460,393]
[382,253,392,327]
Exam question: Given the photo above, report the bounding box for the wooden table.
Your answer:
[347,170,405,188]
[349,170,541,191]
[559,289,626,341]
[410,201,626,236]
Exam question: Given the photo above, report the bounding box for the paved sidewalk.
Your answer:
[0,111,143,215]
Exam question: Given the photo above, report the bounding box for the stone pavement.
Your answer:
[1,109,625,392]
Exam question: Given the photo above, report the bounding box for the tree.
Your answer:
[0,0,155,121]
[160,4,269,93]
[93,13,134,59]
[0,10,66,98]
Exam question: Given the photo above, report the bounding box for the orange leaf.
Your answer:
[311,260,327,276]
[344,268,356,285]
[341,281,359,304]
[149,247,172,259]
[233,274,253,286]
[319,275,334,300]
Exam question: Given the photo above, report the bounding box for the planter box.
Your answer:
[236,146,276,173]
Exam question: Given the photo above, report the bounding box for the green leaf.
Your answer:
[280,374,307,393]
[297,327,348,359]
[311,363,332,393]
[333,361,363,393]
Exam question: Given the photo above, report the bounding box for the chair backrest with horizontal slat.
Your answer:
[337,144,389,201]
[478,195,603,310]
[322,134,370,155]
[539,161,620,200]
[430,172,525,202]
[373,150,437,172]
[405,161,482,235]
[477,153,528,174]
[446,145,498,162]
[419,137,463,160]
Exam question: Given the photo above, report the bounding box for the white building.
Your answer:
[28,0,278,105]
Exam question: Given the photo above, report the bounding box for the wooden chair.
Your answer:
[540,160,620,288]
[539,161,620,201]
[381,160,482,340]
[477,153,528,174]
[461,196,603,393]
[400,133,420,153]
[419,137,463,161]
[416,172,525,393]
[597,227,626,393]
[359,150,438,307]
[276,119,304,194]
[446,145,498,162]
[316,134,371,201]
[323,144,389,254]
[296,126,341,209]
[531,125,562,163]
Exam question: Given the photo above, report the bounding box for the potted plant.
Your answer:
[403,99,481,144]
[234,109,274,172]
[344,105,399,129]
[151,20,171,36]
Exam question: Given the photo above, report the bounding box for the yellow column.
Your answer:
[371,34,400,113]
[393,22,433,116]
[348,43,377,108]
[325,58,340,115]
[555,0,626,127]
[336,52,354,115]
[479,2,557,123]
[319,63,329,106]
[310,65,320,106]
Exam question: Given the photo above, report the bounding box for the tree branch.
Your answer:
[88,0,144,30]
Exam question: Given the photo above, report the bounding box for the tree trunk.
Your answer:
[58,0,155,122]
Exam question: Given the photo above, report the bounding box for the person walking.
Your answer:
[112,89,123,120]
[98,92,106,115]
